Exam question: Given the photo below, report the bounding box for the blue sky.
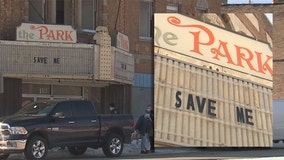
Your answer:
[227,0,273,24]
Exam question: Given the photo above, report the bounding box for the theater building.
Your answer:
[0,0,136,116]
[0,23,134,116]
[0,0,223,119]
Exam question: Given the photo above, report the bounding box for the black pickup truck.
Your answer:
[0,100,134,160]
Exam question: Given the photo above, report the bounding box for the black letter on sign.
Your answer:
[175,91,182,108]
[208,99,217,118]
[236,107,245,123]
[245,108,254,126]
[196,96,206,113]
[236,107,254,126]
[187,94,195,111]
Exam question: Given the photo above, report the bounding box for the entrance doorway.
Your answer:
[21,83,84,107]
[21,94,83,107]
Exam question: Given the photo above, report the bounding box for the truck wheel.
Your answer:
[68,146,87,155]
[102,133,123,157]
[24,136,48,160]
[273,140,279,143]
[0,154,9,160]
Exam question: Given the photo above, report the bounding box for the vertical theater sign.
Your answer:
[154,13,273,147]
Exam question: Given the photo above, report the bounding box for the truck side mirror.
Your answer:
[53,112,65,118]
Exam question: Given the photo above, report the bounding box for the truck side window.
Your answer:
[73,101,95,117]
[52,102,72,118]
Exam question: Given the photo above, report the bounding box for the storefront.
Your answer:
[0,24,134,116]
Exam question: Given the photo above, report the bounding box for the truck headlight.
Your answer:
[10,127,28,135]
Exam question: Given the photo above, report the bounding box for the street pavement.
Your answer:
[6,143,213,160]
[6,143,284,160]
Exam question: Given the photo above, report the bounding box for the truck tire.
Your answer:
[0,154,9,160]
[102,133,123,157]
[24,136,48,160]
[67,146,87,155]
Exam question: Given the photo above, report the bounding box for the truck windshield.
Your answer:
[16,101,57,116]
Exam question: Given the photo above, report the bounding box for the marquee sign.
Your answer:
[154,13,273,81]
[0,41,93,77]
[16,23,77,43]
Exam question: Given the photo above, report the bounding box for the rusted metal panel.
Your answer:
[0,40,95,79]
[154,48,273,147]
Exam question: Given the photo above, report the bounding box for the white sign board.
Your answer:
[154,13,273,81]
[17,23,77,43]
[116,32,129,52]
[0,41,94,77]
[113,47,134,84]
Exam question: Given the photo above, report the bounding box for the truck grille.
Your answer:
[0,123,10,141]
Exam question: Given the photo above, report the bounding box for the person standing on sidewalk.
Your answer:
[146,105,155,153]
[109,103,119,114]
[135,109,152,154]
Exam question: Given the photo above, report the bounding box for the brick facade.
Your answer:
[1,0,280,104]
[101,0,222,74]
[221,4,284,99]
[0,0,27,40]
[0,0,223,74]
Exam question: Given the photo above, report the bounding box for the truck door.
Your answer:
[72,101,100,144]
[48,101,77,146]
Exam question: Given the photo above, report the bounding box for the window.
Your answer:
[29,0,94,29]
[53,85,81,96]
[28,0,72,25]
[56,0,64,24]
[28,0,45,23]
[81,0,96,30]
[52,102,73,118]
[139,0,153,40]
[17,101,57,116]
[167,3,180,13]
[56,0,72,25]
[195,0,209,13]
[77,0,96,30]
[73,101,95,117]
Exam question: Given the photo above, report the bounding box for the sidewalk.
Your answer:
[7,144,195,160]
[7,144,284,160]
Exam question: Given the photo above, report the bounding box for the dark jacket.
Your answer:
[135,115,147,135]
[150,110,154,127]
[135,114,153,136]
[147,115,154,137]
